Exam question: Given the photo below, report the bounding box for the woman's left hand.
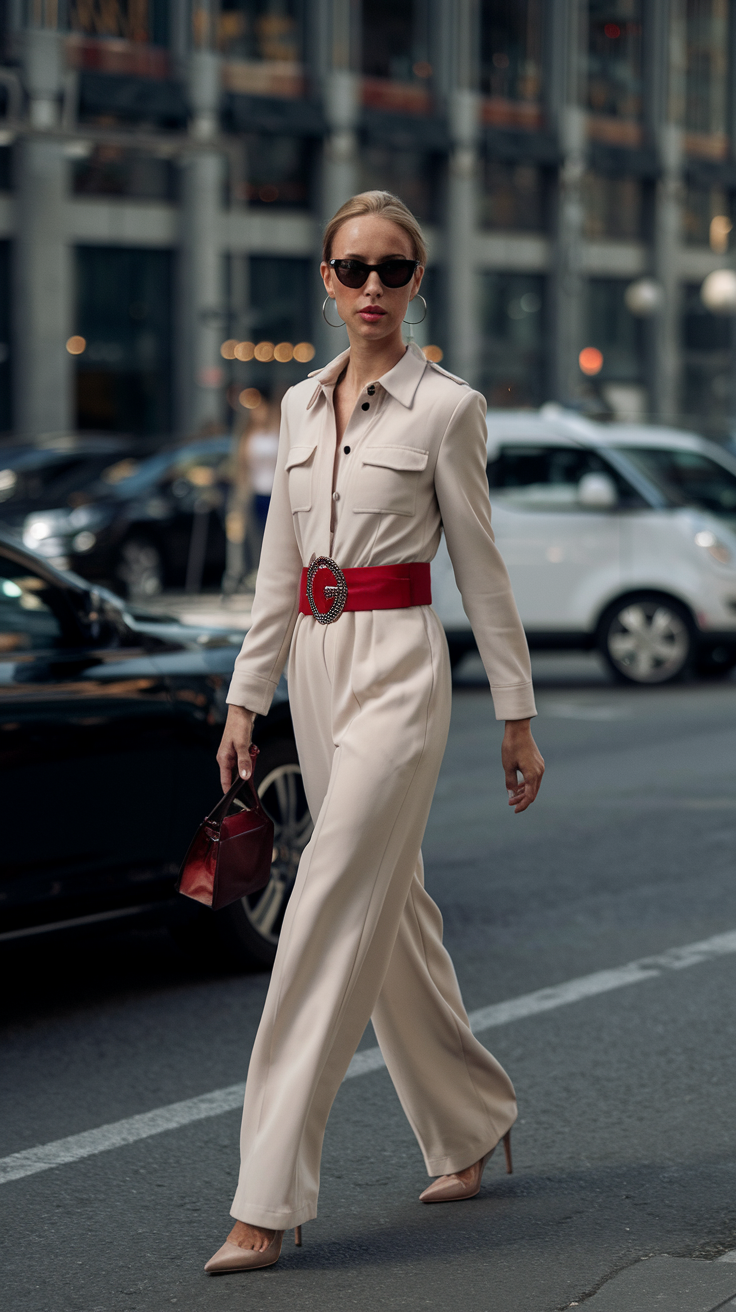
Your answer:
[502,719,545,813]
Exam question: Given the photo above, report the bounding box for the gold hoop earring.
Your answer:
[322,297,345,328]
[403,295,427,326]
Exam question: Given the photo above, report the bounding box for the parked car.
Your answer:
[432,408,736,684]
[0,528,311,967]
[8,437,234,599]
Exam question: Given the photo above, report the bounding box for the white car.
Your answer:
[431,407,736,684]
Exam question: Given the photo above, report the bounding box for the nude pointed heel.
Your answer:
[205,1225,303,1274]
[419,1128,513,1204]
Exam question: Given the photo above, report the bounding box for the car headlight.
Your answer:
[695,530,732,564]
[25,517,57,541]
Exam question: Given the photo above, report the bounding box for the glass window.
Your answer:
[587,1,643,120]
[480,159,545,231]
[362,0,431,83]
[0,147,11,192]
[72,147,175,200]
[480,0,543,102]
[217,0,302,63]
[0,561,65,654]
[240,134,311,209]
[74,247,173,436]
[69,0,167,44]
[681,281,733,435]
[682,182,733,247]
[239,257,314,387]
[614,446,736,516]
[479,273,546,408]
[587,279,643,381]
[488,444,640,508]
[582,173,644,240]
[685,0,729,136]
[358,145,438,223]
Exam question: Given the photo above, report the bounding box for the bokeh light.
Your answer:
[293,342,316,363]
[274,342,294,362]
[579,347,603,376]
[234,341,255,362]
[220,339,237,360]
[254,341,275,362]
[66,336,86,355]
[423,345,444,362]
[239,388,262,409]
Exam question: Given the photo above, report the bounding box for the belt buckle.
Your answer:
[306,556,348,625]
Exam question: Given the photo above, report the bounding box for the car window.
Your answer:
[487,445,642,509]
[0,560,66,653]
[612,446,736,517]
[99,440,232,499]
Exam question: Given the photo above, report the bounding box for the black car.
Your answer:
[2,437,234,599]
[0,529,311,967]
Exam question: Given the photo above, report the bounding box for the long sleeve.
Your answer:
[226,398,304,714]
[434,389,536,721]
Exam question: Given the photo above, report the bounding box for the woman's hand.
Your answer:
[502,718,545,814]
[216,705,256,792]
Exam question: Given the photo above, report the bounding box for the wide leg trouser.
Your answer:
[230,607,517,1229]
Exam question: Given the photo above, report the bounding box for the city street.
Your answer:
[2,654,736,1311]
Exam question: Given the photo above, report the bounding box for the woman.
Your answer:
[206,191,544,1274]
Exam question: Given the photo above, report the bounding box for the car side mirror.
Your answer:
[578,472,618,510]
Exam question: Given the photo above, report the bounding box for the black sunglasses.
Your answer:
[329,258,419,289]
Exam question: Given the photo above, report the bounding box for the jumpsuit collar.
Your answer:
[306,341,427,410]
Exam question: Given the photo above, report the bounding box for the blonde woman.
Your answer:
[206,191,544,1274]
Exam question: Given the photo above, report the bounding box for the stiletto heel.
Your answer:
[294,1225,302,1247]
[419,1128,514,1204]
[503,1128,513,1174]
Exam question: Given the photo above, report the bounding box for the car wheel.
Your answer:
[116,537,164,599]
[215,736,313,969]
[598,594,694,685]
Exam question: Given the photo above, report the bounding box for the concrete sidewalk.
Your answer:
[579,1252,736,1311]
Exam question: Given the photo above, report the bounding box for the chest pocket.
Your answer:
[354,446,429,517]
[285,443,317,513]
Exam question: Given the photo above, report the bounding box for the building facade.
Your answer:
[0,0,735,442]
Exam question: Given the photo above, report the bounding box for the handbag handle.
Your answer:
[207,745,264,828]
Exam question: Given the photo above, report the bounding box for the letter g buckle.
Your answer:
[306,557,348,624]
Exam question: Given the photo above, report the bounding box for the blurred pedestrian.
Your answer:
[208,191,545,1275]
[222,396,279,594]
[244,397,280,541]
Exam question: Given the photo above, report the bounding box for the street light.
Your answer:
[701,269,736,314]
[624,278,663,317]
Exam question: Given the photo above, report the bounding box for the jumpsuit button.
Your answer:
[361,402,369,411]
[367,385,376,395]
[332,491,340,501]
[344,445,351,454]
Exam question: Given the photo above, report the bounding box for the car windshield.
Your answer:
[612,446,736,519]
[0,452,122,509]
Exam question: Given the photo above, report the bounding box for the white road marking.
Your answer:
[2,928,735,1187]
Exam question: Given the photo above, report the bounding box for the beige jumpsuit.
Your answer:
[226,342,537,1229]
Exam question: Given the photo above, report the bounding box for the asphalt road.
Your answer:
[2,652,736,1312]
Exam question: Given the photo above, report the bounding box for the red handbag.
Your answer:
[177,746,274,911]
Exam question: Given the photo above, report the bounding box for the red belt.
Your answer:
[299,557,431,625]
